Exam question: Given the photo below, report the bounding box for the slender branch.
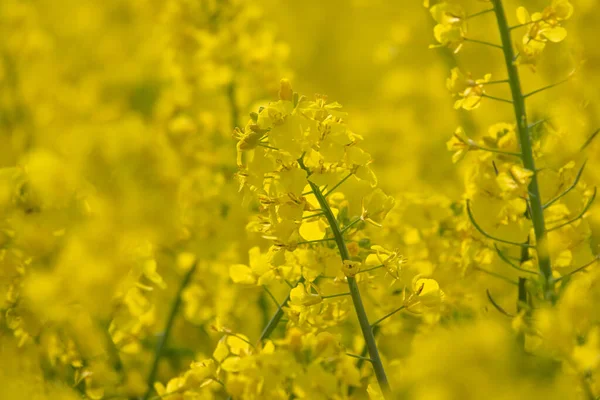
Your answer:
[346,353,373,362]
[464,37,503,49]
[482,93,513,104]
[258,277,305,343]
[484,79,510,85]
[349,325,381,396]
[547,187,597,232]
[473,144,521,157]
[358,264,385,274]
[263,286,279,307]
[142,263,198,400]
[323,172,353,198]
[222,332,255,349]
[509,20,536,31]
[580,128,600,151]
[258,144,279,150]
[555,257,599,282]
[486,289,515,317]
[341,217,362,234]
[523,73,574,99]
[494,244,538,275]
[226,82,239,130]
[371,306,406,328]
[322,292,351,299]
[297,237,336,245]
[516,277,528,348]
[299,158,391,397]
[302,211,325,219]
[543,160,587,210]
[466,8,495,19]
[528,119,547,130]
[492,0,554,300]
[466,200,532,247]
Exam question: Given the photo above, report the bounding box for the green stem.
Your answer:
[464,37,503,49]
[341,217,362,234]
[349,325,381,396]
[324,172,353,197]
[516,277,527,347]
[466,8,495,19]
[491,0,554,300]
[227,82,239,130]
[473,144,521,157]
[371,306,406,328]
[258,278,305,343]
[142,263,198,400]
[322,292,351,299]
[299,160,391,397]
[224,279,305,400]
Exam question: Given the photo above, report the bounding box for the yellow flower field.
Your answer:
[1,0,600,399]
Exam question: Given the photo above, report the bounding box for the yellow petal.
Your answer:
[229,264,256,285]
[516,6,530,24]
[299,219,326,241]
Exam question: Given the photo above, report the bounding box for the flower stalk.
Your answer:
[257,277,305,343]
[491,0,554,301]
[299,159,391,397]
[142,262,198,400]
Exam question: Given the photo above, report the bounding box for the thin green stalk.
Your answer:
[491,0,554,300]
[258,277,305,343]
[516,277,528,347]
[341,217,362,234]
[543,161,587,210]
[464,37,503,49]
[322,292,351,299]
[349,325,381,396]
[227,82,239,130]
[324,172,353,197]
[555,256,599,282]
[486,290,515,317]
[346,353,373,362]
[299,159,391,397]
[142,263,198,400]
[580,128,600,151]
[371,306,406,328]
[466,8,495,19]
[297,237,336,245]
[224,279,305,400]
[482,93,513,104]
[473,144,521,157]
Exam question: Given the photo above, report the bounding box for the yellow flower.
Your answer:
[361,188,395,227]
[342,260,362,277]
[290,282,323,306]
[429,2,467,53]
[447,126,475,163]
[412,276,444,308]
[515,0,573,68]
[446,68,492,110]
